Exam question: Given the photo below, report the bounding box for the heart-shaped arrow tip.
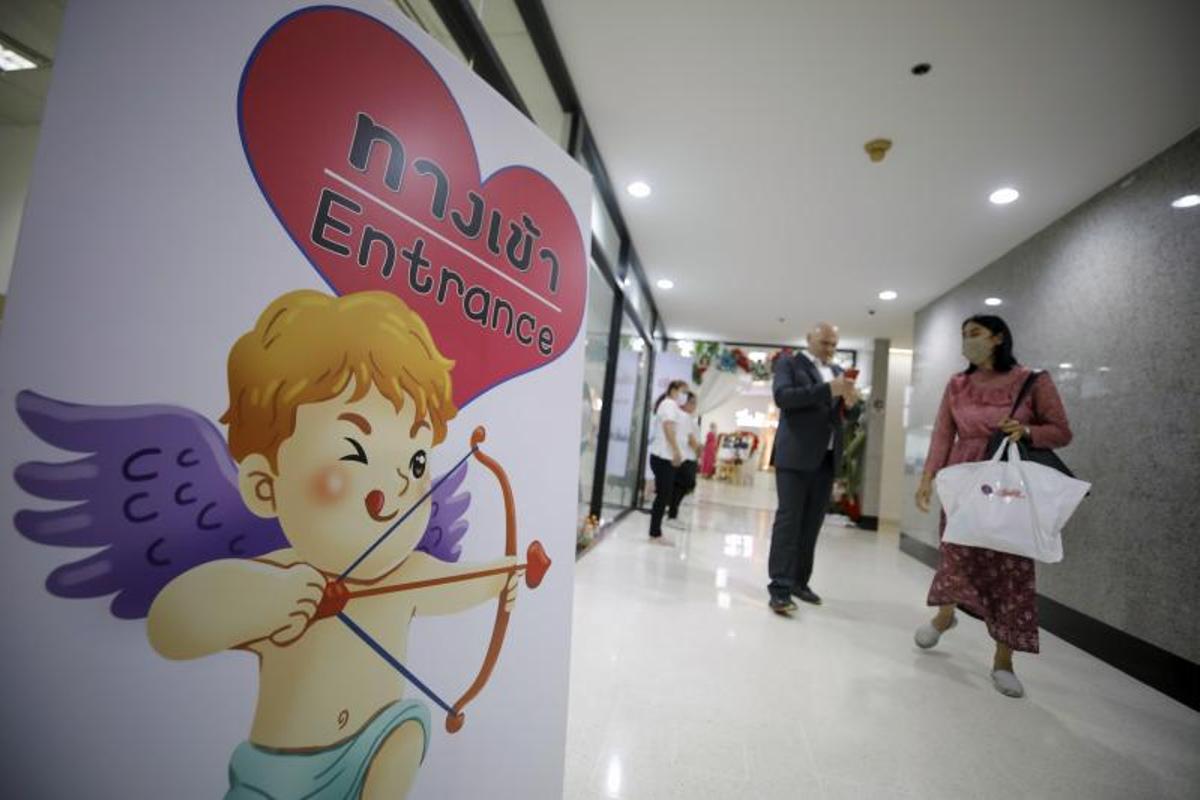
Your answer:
[523,540,551,589]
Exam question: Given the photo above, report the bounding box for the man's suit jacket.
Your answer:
[772,352,857,473]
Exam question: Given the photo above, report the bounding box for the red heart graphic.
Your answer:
[238,7,586,408]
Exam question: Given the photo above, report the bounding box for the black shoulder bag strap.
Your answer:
[985,370,1039,458]
[1008,370,1042,417]
[991,369,1079,479]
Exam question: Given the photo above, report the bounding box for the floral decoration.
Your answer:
[692,342,791,384]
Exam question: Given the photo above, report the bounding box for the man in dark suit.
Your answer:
[768,322,860,614]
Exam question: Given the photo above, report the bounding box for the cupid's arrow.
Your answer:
[313,540,551,620]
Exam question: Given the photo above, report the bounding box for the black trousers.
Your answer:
[767,451,835,599]
[668,460,698,518]
[648,455,678,537]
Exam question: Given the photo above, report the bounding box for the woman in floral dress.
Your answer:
[913,315,1073,698]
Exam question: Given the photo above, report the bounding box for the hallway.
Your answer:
[564,478,1200,799]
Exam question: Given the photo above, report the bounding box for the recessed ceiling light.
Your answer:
[0,39,40,72]
[1097,366,1111,373]
[989,187,1020,205]
[984,297,1003,306]
[1058,363,1074,370]
[1171,194,1200,208]
[656,278,674,290]
[878,290,898,301]
[626,181,651,199]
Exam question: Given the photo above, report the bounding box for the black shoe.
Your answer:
[769,596,798,615]
[793,587,822,605]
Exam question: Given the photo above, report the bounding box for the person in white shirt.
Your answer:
[666,392,702,527]
[648,380,689,540]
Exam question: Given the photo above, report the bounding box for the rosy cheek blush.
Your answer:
[310,465,350,505]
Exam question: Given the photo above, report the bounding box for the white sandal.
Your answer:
[991,669,1025,698]
[914,615,957,649]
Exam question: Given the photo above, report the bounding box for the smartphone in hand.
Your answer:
[839,368,860,418]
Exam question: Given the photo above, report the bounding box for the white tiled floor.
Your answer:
[564,475,1200,799]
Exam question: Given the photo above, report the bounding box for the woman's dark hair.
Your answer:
[962,315,1018,373]
[653,380,688,412]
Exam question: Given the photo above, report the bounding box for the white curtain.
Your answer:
[695,369,742,418]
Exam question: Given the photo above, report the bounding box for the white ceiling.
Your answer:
[543,0,1200,348]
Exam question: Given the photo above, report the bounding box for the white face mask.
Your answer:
[961,336,994,365]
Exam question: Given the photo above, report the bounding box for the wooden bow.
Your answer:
[446,426,515,732]
[317,426,550,734]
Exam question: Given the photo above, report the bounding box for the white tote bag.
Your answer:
[936,439,1091,563]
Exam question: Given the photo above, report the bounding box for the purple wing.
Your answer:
[415,458,470,562]
[12,390,286,619]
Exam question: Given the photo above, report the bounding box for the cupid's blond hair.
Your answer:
[221,290,456,468]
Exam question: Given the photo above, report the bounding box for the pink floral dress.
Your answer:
[923,367,1073,652]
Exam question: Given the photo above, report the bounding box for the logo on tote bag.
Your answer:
[980,483,1026,500]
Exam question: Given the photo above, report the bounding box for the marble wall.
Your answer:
[902,128,1200,664]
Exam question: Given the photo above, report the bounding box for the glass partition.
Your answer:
[578,261,614,530]
[624,273,645,318]
[601,314,650,513]
[590,192,622,271]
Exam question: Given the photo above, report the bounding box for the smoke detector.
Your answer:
[864,138,892,163]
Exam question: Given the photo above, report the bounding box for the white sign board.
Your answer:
[0,2,589,797]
